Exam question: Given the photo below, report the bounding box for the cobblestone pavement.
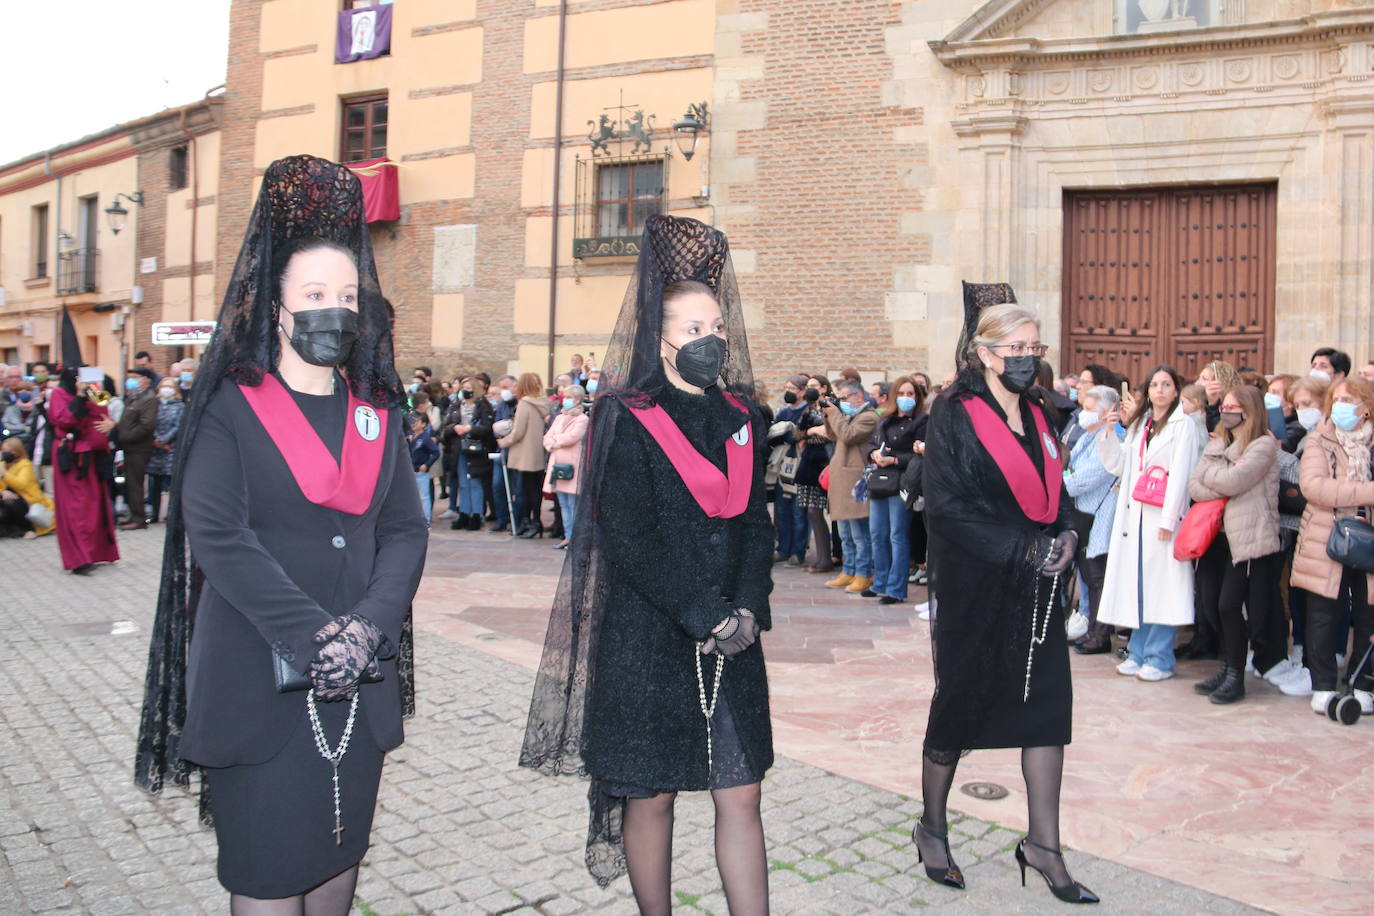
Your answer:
[0,530,1267,915]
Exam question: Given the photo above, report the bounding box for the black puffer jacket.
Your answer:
[583,385,775,791]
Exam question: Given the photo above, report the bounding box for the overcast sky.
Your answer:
[1,0,232,167]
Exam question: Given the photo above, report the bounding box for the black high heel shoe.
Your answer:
[517,522,544,539]
[1015,839,1099,904]
[911,821,965,890]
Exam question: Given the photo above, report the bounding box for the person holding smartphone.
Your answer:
[865,376,927,603]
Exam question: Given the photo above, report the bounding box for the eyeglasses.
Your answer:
[988,343,1049,357]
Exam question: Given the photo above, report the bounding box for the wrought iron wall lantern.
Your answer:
[104,191,145,235]
[673,101,710,161]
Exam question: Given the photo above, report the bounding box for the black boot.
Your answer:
[450,514,466,530]
[1208,668,1245,705]
[467,513,483,530]
[1193,663,1228,696]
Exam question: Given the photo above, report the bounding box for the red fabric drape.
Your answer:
[345,157,400,223]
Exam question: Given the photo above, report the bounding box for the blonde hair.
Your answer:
[967,304,1040,371]
[514,372,543,400]
[1201,360,1240,394]
[1180,383,1206,406]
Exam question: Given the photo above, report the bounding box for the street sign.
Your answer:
[151,321,216,346]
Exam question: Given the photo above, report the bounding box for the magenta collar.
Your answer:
[625,393,753,518]
[238,374,387,515]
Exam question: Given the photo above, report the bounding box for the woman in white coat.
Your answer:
[1095,365,1206,681]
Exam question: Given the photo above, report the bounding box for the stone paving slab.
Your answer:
[0,530,1268,914]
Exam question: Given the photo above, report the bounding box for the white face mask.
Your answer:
[500,389,515,402]
[158,389,177,401]
[1076,410,1100,430]
[1310,368,1332,382]
[1296,407,1323,431]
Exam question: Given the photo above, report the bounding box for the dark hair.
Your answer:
[872,380,891,398]
[840,367,862,383]
[1312,347,1351,378]
[1035,359,1055,390]
[272,236,355,305]
[1081,363,1119,389]
[1130,364,1184,441]
[1237,370,1268,393]
[30,362,52,373]
[414,365,433,379]
[809,374,831,395]
[135,350,152,361]
[662,279,716,310]
[407,410,429,428]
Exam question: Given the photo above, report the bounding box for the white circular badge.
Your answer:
[1041,431,1059,461]
[354,405,381,441]
[732,424,750,447]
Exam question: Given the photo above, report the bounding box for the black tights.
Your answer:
[229,864,358,916]
[806,508,831,569]
[520,470,544,527]
[623,784,768,916]
[918,747,1072,886]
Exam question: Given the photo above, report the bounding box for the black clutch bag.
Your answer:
[1326,514,1374,574]
[273,647,383,694]
[460,437,485,455]
[550,463,574,481]
[866,466,902,500]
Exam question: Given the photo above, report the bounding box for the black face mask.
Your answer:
[664,334,725,389]
[0,452,16,464]
[1219,412,1244,430]
[996,354,1040,395]
[783,390,799,405]
[460,390,473,400]
[280,305,358,367]
[803,387,820,403]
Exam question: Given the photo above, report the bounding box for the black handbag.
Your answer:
[550,463,574,481]
[867,466,902,499]
[460,437,485,456]
[1277,480,1307,517]
[273,646,382,694]
[1326,513,1374,574]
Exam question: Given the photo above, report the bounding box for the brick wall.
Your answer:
[215,1,266,319]
[713,0,930,388]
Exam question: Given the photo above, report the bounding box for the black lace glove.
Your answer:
[706,609,760,658]
[308,614,392,701]
[1041,531,1077,576]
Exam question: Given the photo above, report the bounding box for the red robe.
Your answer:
[47,388,120,570]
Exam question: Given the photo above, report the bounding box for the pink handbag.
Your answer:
[1132,465,1168,507]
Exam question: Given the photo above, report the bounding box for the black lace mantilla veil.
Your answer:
[133,155,410,817]
[518,215,756,885]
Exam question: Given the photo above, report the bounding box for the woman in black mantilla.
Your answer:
[134,155,428,914]
[520,215,775,915]
[916,295,1098,904]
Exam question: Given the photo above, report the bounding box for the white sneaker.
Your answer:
[1136,664,1174,682]
[1356,689,1374,715]
[1116,659,1142,676]
[437,509,457,520]
[1311,690,1338,714]
[1065,611,1089,640]
[1278,667,1313,697]
[1261,658,1300,686]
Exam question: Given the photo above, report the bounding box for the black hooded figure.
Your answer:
[915,290,1099,904]
[133,155,427,914]
[520,215,775,913]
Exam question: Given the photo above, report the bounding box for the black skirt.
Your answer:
[204,698,384,899]
[599,692,759,798]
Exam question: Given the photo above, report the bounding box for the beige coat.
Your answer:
[501,396,552,472]
[1291,421,1374,600]
[824,407,879,521]
[1187,433,1280,564]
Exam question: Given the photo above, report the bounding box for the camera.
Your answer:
[802,388,820,403]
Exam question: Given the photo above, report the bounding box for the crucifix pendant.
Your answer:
[333,818,345,846]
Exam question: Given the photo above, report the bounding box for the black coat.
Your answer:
[867,410,928,470]
[178,383,428,767]
[442,397,497,476]
[923,381,1074,755]
[584,386,775,790]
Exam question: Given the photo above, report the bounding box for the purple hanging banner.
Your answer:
[336,5,393,64]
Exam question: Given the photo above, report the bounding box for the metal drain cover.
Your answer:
[960,781,1009,800]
